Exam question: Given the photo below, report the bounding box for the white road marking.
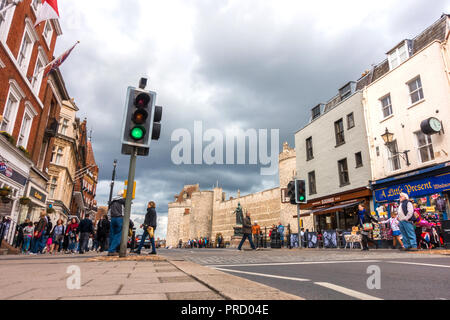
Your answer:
[314,282,383,300]
[208,260,381,268]
[214,267,310,282]
[387,261,450,269]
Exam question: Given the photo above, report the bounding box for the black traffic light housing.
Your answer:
[287,181,296,205]
[295,179,307,204]
[121,86,162,156]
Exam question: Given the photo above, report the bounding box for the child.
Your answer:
[380,212,404,250]
[22,222,34,254]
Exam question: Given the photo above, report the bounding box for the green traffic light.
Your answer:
[130,126,146,140]
[299,196,305,201]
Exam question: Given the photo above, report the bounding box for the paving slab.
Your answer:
[60,293,168,300]
[120,281,210,295]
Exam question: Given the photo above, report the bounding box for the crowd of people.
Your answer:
[9,191,159,257]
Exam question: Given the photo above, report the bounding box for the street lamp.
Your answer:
[381,128,411,166]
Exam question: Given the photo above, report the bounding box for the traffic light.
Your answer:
[295,179,307,204]
[287,181,296,205]
[121,87,162,156]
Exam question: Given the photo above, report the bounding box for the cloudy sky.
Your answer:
[54,0,450,238]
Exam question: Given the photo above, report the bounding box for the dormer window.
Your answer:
[311,104,322,121]
[339,82,355,100]
[388,40,411,70]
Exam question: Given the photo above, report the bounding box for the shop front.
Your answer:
[298,188,372,248]
[372,162,450,221]
[24,183,48,223]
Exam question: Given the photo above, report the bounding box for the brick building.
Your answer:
[0,0,70,242]
[70,118,98,220]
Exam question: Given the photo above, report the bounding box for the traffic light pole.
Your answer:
[297,204,302,249]
[119,147,137,258]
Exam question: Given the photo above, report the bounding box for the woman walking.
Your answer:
[355,204,379,251]
[50,219,65,254]
[22,222,34,254]
[65,218,79,254]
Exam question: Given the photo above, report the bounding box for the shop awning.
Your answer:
[305,200,360,216]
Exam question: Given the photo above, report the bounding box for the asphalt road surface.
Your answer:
[161,248,450,300]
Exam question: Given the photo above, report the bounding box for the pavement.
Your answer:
[0,248,449,300]
[0,251,300,300]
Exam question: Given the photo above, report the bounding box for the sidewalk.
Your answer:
[0,252,301,300]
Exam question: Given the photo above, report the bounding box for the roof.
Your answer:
[86,140,97,167]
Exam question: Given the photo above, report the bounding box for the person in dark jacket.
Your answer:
[134,201,157,254]
[108,191,126,256]
[97,215,110,252]
[31,211,48,254]
[355,204,379,251]
[78,214,94,254]
[237,211,257,251]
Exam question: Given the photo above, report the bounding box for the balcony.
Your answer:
[45,119,59,138]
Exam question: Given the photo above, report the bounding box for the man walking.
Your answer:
[134,201,157,255]
[397,193,418,251]
[108,191,126,256]
[237,211,257,251]
[97,215,110,252]
[78,214,94,254]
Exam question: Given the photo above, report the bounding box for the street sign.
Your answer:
[0,163,7,172]
[5,167,13,178]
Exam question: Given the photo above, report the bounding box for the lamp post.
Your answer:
[381,128,411,166]
[108,159,118,210]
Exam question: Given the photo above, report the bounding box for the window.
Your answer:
[376,147,380,157]
[0,94,18,133]
[18,32,33,72]
[60,118,69,135]
[347,113,355,129]
[334,119,345,146]
[0,0,15,42]
[388,140,401,171]
[53,147,64,164]
[388,42,409,70]
[49,177,57,199]
[338,159,350,186]
[339,83,352,100]
[380,94,393,118]
[415,132,434,163]
[407,77,424,104]
[31,52,45,94]
[17,113,32,148]
[311,105,321,121]
[308,171,316,195]
[43,21,53,48]
[306,137,314,161]
[355,152,363,168]
[31,0,40,11]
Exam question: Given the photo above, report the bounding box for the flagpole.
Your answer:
[35,40,80,78]
[0,0,22,16]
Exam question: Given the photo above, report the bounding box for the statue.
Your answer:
[233,203,244,226]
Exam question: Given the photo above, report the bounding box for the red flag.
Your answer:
[43,41,79,77]
[35,0,60,27]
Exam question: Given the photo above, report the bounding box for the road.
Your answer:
[160,248,450,300]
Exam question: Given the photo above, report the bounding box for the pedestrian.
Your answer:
[108,191,126,256]
[237,211,257,251]
[252,221,261,248]
[50,219,65,254]
[0,217,9,247]
[97,215,110,252]
[397,193,418,251]
[15,219,29,249]
[134,201,158,255]
[65,217,79,254]
[355,204,379,251]
[22,221,34,254]
[78,214,94,254]
[277,222,285,247]
[380,211,405,250]
[31,211,48,254]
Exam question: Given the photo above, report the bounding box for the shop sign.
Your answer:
[29,187,47,204]
[375,173,450,202]
[5,167,12,177]
[0,163,7,172]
